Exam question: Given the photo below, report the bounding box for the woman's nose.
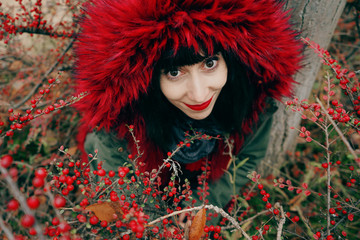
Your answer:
[187,73,209,103]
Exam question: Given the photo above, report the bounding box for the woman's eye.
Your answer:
[169,70,180,77]
[204,58,218,69]
[165,69,181,78]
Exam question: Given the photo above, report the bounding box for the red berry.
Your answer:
[35,167,47,178]
[257,184,263,190]
[32,176,45,188]
[77,214,87,223]
[152,226,159,233]
[97,169,106,176]
[273,209,279,215]
[329,208,336,214]
[108,170,115,177]
[293,216,300,222]
[89,216,99,225]
[265,203,272,209]
[58,221,71,233]
[52,217,60,226]
[135,232,143,238]
[116,220,123,228]
[29,228,37,235]
[1,155,13,168]
[118,170,126,178]
[27,196,40,209]
[21,214,35,228]
[62,168,70,175]
[54,196,66,208]
[7,199,19,211]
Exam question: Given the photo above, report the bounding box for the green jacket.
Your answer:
[84,103,275,212]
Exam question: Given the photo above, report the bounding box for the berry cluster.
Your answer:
[0,0,82,43]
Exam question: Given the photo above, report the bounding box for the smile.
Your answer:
[184,97,213,111]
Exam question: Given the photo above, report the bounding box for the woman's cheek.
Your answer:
[160,81,184,101]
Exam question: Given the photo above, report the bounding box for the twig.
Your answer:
[0,166,45,240]
[122,204,252,240]
[44,184,66,222]
[316,97,359,167]
[15,27,75,38]
[0,215,14,240]
[283,229,309,240]
[329,199,360,233]
[94,178,119,199]
[221,209,269,231]
[12,38,76,109]
[240,210,269,226]
[276,206,286,240]
[325,116,331,236]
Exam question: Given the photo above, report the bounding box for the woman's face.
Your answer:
[160,53,228,120]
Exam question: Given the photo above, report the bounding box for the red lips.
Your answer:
[184,97,213,111]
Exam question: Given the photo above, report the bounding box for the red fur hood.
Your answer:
[74,0,302,131]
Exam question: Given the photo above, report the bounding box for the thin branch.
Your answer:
[0,166,45,240]
[0,215,14,240]
[12,38,76,109]
[316,97,359,167]
[14,27,75,38]
[239,210,269,226]
[122,204,252,240]
[276,206,286,240]
[325,118,331,236]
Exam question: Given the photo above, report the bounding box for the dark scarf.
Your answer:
[166,115,223,164]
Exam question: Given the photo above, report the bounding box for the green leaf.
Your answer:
[236,157,249,169]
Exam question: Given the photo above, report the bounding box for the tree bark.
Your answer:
[260,0,347,175]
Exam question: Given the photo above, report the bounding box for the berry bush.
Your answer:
[1,1,360,239]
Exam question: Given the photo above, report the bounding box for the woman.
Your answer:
[74,0,302,210]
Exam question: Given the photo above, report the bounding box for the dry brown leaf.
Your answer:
[189,208,206,240]
[67,146,78,156]
[86,201,123,222]
[8,60,23,71]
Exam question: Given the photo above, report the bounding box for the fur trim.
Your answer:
[74,0,302,131]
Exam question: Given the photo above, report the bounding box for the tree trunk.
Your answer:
[260,0,347,175]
